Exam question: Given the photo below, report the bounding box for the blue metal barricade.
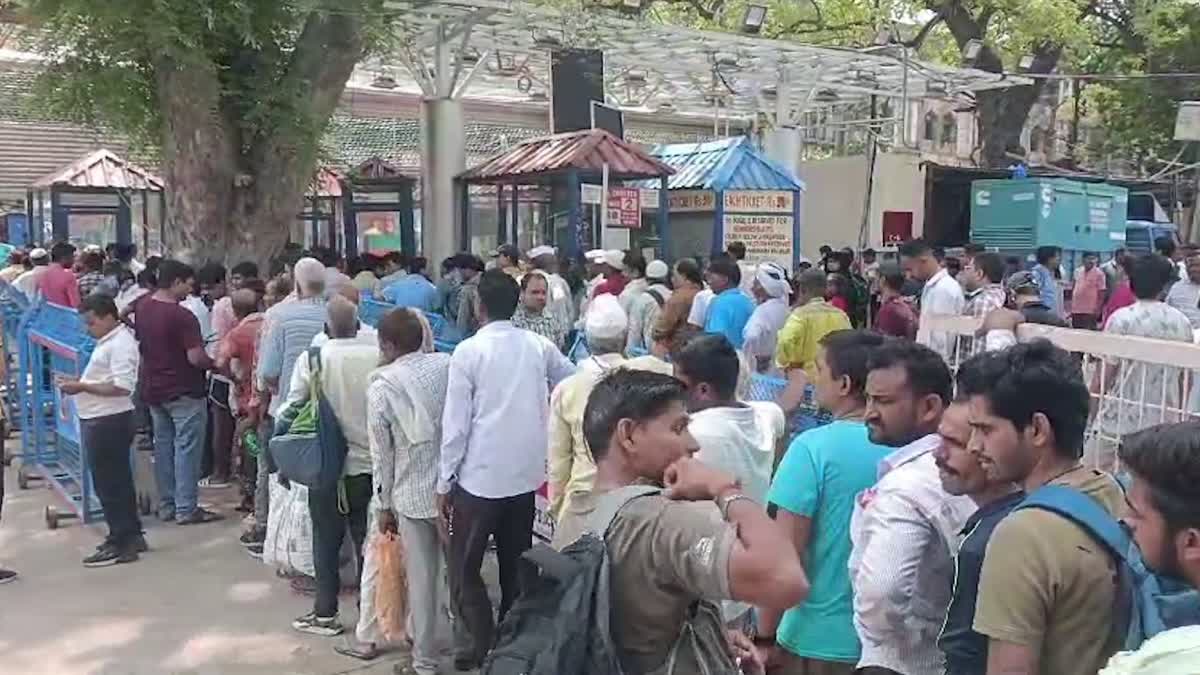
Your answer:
[746,374,832,437]
[359,298,393,329]
[358,299,462,354]
[0,279,28,430]
[20,301,99,528]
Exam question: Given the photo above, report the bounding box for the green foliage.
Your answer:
[21,0,394,156]
[1085,2,1200,169]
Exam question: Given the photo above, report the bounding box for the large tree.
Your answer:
[22,1,393,264]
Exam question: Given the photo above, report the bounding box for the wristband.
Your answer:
[717,491,754,520]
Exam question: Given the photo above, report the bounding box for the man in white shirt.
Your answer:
[282,296,380,638]
[527,245,574,331]
[851,339,974,675]
[672,332,784,625]
[1165,249,1200,328]
[625,258,672,354]
[59,294,146,567]
[900,238,965,362]
[742,261,792,374]
[342,308,452,670]
[12,247,49,299]
[438,269,575,669]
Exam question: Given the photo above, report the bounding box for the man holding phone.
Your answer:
[59,294,146,567]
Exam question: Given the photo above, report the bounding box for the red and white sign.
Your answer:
[607,187,641,228]
[724,190,793,214]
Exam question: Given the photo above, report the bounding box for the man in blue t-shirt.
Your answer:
[703,255,754,349]
[759,329,893,673]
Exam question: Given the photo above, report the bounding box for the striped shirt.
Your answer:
[367,352,451,519]
[848,435,975,675]
[256,296,326,417]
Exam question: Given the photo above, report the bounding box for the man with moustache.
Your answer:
[932,363,1024,675]
[849,339,974,675]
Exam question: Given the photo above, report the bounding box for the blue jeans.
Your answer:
[149,396,208,517]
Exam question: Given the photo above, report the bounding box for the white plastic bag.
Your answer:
[263,475,315,577]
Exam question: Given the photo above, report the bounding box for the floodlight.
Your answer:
[459,48,481,66]
[742,5,767,34]
[533,33,562,50]
[621,0,643,11]
[962,39,984,62]
[1018,54,1035,72]
[814,88,839,102]
[528,91,548,102]
[657,101,677,113]
[371,74,398,90]
[760,85,778,98]
[926,80,948,94]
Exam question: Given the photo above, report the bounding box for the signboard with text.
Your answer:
[723,190,793,213]
[606,187,641,228]
[722,214,794,269]
[668,190,716,212]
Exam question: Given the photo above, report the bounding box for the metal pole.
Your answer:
[600,163,610,232]
[901,44,910,147]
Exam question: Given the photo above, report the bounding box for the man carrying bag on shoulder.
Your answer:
[271,296,380,636]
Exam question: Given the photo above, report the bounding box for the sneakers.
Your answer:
[0,568,16,584]
[158,506,176,522]
[177,507,224,525]
[292,612,344,636]
[83,543,139,568]
[199,476,230,488]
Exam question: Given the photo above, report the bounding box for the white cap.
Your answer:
[584,294,628,340]
[646,259,669,280]
[527,245,556,259]
[603,249,625,270]
[584,248,606,262]
[29,247,48,259]
[293,257,325,286]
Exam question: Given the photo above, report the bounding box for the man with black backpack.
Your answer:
[532,369,807,675]
[957,340,1126,675]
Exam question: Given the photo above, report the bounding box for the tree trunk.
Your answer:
[936,0,1062,168]
[154,10,367,269]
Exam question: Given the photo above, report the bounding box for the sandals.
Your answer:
[334,639,379,661]
[177,507,224,525]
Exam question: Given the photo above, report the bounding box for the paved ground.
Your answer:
[0,455,449,675]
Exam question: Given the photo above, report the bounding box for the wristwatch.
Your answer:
[717,490,754,520]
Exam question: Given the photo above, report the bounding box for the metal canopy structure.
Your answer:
[375,0,1027,121]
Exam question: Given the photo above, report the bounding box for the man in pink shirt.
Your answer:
[1070,252,1106,330]
[39,242,81,308]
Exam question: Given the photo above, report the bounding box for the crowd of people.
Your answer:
[0,235,1198,675]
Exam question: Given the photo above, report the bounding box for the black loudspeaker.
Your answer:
[550,48,605,134]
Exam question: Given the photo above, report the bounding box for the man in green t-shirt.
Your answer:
[759,330,893,674]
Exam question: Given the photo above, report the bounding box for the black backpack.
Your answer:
[483,485,657,675]
[483,485,739,675]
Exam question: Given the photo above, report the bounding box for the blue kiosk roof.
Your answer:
[638,137,805,193]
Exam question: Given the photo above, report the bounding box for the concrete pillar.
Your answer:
[765,126,802,182]
[421,96,464,276]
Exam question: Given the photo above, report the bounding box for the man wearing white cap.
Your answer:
[576,249,608,328]
[625,258,672,355]
[13,247,49,299]
[743,261,793,375]
[591,249,628,299]
[547,294,672,521]
[527,245,573,330]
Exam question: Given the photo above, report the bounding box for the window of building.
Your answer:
[923,111,938,143]
[942,113,957,148]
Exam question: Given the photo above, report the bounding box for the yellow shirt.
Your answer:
[547,353,674,520]
[774,299,851,379]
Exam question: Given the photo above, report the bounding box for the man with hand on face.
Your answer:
[849,339,974,675]
[552,368,808,675]
[932,366,1023,675]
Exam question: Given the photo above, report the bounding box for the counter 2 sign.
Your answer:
[607,187,641,228]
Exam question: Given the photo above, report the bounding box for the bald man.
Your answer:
[283,296,381,636]
[312,283,378,348]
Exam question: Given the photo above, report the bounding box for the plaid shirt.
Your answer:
[77,271,105,298]
[960,284,1007,360]
[512,305,566,350]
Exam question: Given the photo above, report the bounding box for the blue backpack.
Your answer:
[1017,485,1200,650]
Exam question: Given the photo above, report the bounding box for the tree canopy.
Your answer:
[20,0,395,264]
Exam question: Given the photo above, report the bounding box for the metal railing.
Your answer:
[919,314,1200,473]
